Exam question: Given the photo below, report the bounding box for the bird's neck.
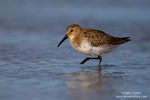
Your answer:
[70,34,81,48]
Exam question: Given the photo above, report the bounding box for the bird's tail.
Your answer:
[119,37,131,44]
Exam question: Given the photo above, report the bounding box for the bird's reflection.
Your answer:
[65,67,103,99]
[65,65,126,100]
[66,72,102,91]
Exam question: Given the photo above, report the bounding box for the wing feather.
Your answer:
[83,29,130,47]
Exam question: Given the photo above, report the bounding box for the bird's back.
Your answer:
[81,28,130,47]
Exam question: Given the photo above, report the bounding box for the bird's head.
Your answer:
[57,24,82,47]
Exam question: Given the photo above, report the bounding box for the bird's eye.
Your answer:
[70,29,73,32]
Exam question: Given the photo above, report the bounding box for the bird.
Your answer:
[57,24,130,71]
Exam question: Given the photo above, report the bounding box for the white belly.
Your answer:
[73,40,119,56]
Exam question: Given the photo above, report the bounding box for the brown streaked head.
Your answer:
[66,24,82,38]
[57,24,82,47]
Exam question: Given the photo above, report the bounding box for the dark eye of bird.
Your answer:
[70,29,73,32]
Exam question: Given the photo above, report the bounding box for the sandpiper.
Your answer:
[57,24,130,71]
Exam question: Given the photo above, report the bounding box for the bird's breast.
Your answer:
[71,39,119,56]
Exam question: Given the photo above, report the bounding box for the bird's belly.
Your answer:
[73,41,118,56]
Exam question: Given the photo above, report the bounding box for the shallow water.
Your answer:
[0,0,150,100]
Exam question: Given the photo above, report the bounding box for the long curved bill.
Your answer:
[57,35,68,47]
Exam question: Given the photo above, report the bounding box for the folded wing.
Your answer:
[83,29,130,47]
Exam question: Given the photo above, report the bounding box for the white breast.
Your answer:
[73,40,119,56]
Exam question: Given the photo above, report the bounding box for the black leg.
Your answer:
[80,56,99,64]
[98,55,102,71]
[80,55,102,71]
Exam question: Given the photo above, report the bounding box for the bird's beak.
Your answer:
[57,34,68,47]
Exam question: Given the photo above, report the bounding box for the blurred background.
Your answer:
[0,0,150,100]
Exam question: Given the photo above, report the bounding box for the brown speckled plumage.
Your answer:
[82,29,130,47]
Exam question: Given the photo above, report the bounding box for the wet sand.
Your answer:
[0,0,150,100]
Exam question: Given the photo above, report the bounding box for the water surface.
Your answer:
[0,0,150,100]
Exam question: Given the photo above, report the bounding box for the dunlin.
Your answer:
[57,24,130,71]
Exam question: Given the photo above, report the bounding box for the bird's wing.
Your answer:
[83,29,130,47]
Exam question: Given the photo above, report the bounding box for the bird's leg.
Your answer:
[98,55,102,71]
[80,56,99,64]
